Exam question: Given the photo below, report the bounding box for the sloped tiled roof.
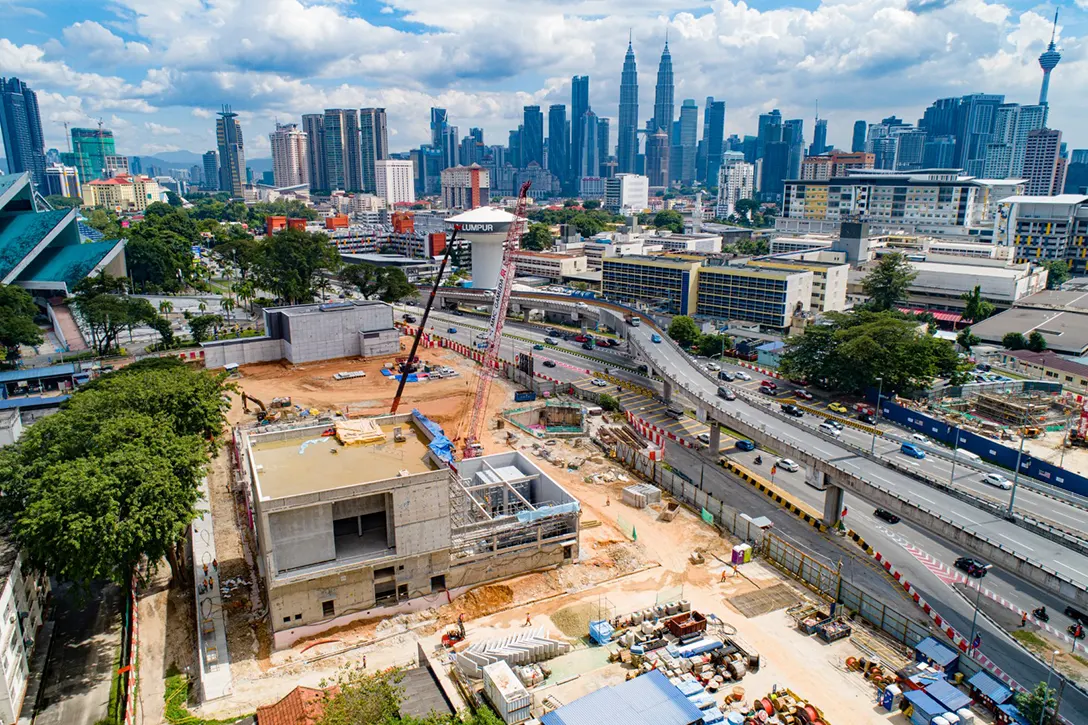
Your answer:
[0,209,74,281]
[255,686,334,725]
[17,239,124,290]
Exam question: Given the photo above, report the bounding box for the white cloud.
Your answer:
[61,21,151,64]
[145,121,182,135]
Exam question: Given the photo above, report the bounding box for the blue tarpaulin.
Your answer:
[413,409,455,466]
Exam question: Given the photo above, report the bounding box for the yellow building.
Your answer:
[81,174,164,211]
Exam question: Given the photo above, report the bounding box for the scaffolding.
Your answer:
[974,392,1051,426]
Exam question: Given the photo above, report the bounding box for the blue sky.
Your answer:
[1,0,1084,159]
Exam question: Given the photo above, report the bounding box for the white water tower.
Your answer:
[445,207,525,289]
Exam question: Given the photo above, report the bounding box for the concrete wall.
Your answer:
[202,337,284,369]
[360,328,400,357]
[268,505,335,572]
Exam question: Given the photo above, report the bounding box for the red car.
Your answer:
[794,389,813,401]
[573,334,590,343]
[762,380,778,390]
[595,339,610,347]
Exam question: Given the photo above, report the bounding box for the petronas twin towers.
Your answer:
[617,35,675,184]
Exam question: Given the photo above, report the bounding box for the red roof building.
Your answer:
[255,685,336,725]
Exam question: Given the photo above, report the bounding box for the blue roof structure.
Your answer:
[914,637,959,668]
[0,363,78,384]
[0,209,75,281]
[539,670,703,725]
[902,690,944,720]
[0,395,70,410]
[998,703,1029,725]
[967,671,1012,705]
[924,680,972,712]
[18,239,124,290]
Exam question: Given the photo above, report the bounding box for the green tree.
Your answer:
[563,199,578,208]
[251,228,341,305]
[960,285,995,323]
[667,315,701,347]
[697,333,731,358]
[165,190,183,207]
[84,208,122,238]
[583,200,601,210]
[521,223,554,251]
[149,315,175,348]
[956,327,980,352]
[1042,259,1070,290]
[379,268,417,303]
[652,210,684,233]
[43,194,84,209]
[1002,331,1028,350]
[220,297,235,322]
[317,666,407,725]
[70,274,156,355]
[598,394,621,412]
[0,285,43,365]
[861,252,917,311]
[188,314,224,343]
[159,300,174,316]
[1027,330,1047,352]
[1014,681,1057,725]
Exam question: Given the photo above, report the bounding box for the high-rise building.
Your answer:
[442,126,460,170]
[617,41,639,174]
[953,93,1005,175]
[604,173,649,213]
[801,151,875,181]
[645,128,670,188]
[809,118,828,157]
[269,123,309,188]
[716,154,754,218]
[202,151,219,191]
[571,76,590,180]
[1023,128,1064,195]
[70,127,116,183]
[430,108,448,148]
[653,39,674,136]
[323,109,362,191]
[522,105,544,167]
[982,103,1045,179]
[851,120,867,153]
[547,104,568,188]
[783,119,804,179]
[105,155,129,178]
[702,101,725,186]
[508,128,521,170]
[0,77,46,186]
[216,106,246,196]
[923,137,956,168]
[579,111,599,181]
[43,164,81,198]
[675,100,698,186]
[359,108,388,194]
[375,159,415,207]
[1071,150,1088,165]
[759,142,790,203]
[412,145,443,197]
[1038,10,1061,109]
[597,118,610,177]
[301,114,327,191]
[756,110,782,161]
[894,129,926,171]
[919,98,958,137]
[441,164,490,210]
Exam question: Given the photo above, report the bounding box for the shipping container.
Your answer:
[514,390,537,402]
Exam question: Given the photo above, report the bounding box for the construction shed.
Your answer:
[539,670,703,725]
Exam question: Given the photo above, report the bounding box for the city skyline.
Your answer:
[0,1,1082,162]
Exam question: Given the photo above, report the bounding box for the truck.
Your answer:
[626,315,640,327]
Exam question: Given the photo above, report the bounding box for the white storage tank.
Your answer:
[483,661,533,724]
[445,207,525,290]
[955,709,975,725]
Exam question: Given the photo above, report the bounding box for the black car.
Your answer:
[780,404,803,417]
[1066,605,1088,624]
[718,370,735,382]
[759,384,778,396]
[542,360,557,368]
[858,413,877,424]
[955,556,990,578]
[582,342,594,350]
[873,508,900,524]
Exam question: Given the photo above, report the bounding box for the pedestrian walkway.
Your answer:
[192,478,233,701]
[48,304,87,352]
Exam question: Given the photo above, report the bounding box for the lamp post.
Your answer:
[1007,417,1028,517]
[870,377,884,455]
[967,564,991,655]
[1060,406,1076,469]
[1040,649,1059,725]
[949,427,961,485]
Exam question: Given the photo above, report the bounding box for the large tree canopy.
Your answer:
[861,253,917,312]
[252,228,341,305]
[667,315,701,347]
[0,284,43,365]
[779,310,959,394]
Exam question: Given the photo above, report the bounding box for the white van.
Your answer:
[953,448,981,462]
[818,422,841,437]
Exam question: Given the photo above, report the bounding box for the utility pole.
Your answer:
[949,427,961,485]
[870,377,884,455]
[1007,411,1028,516]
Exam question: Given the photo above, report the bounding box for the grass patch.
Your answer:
[1012,630,1049,650]
[165,668,248,725]
[1073,653,1088,668]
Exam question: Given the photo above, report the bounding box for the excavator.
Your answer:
[241,391,268,421]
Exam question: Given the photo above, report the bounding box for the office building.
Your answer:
[716,155,754,218]
[677,99,698,185]
[780,170,983,237]
[359,108,389,194]
[602,256,701,314]
[597,119,610,178]
[430,108,448,148]
[442,126,459,171]
[992,194,1088,272]
[104,155,129,178]
[800,151,874,181]
[617,42,639,174]
[982,104,1046,179]
[1023,129,1064,196]
[579,176,605,200]
[70,127,116,183]
[809,118,828,157]
[323,109,362,191]
[954,93,1005,176]
[653,40,674,137]
[756,109,782,162]
[894,129,926,171]
[759,141,789,203]
[1038,11,1061,108]
[571,76,591,181]
[851,120,867,154]
[216,106,246,196]
[747,257,848,312]
[645,129,670,188]
[269,123,310,188]
[522,106,544,168]
[82,173,164,211]
[302,114,328,191]
[783,118,804,179]
[697,265,813,329]
[375,160,415,207]
[603,173,649,214]
[440,164,490,210]
[202,151,219,191]
[547,105,568,188]
[702,100,725,186]
[923,136,957,168]
[511,250,588,282]
[0,77,46,187]
[43,164,81,198]
[579,111,599,181]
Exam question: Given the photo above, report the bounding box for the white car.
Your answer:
[981,473,1012,490]
[706,362,720,371]
[734,371,752,381]
[698,432,711,445]
[912,433,929,443]
[818,422,841,437]
[476,332,489,339]
[776,458,800,472]
[592,379,608,387]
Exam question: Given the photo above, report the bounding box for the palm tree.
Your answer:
[221,297,235,322]
[198,301,207,314]
[159,300,174,316]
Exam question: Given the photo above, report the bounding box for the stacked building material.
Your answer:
[454,629,571,677]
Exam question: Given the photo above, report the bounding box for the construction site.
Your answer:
[140,182,1026,725]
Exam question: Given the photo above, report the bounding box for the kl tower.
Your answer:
[1038,10,1061,109]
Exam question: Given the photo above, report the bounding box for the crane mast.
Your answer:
[463,180,532,458]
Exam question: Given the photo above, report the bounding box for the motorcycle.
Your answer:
[1069,624,1085,640]
[754,456,763,466]
[1033,607,1050,622]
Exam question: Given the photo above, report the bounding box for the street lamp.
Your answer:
[870,377,884,455]
[1040,650,1059,725]
[967,564,992,656]
[1007,415,1028,517]
[949,427,961,485]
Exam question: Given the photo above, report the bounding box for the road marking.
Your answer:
[995,532,1033,551]
[1054,561,1088,579]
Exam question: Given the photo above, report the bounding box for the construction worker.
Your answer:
[525,613,532,627]
[1021,611,1027,627]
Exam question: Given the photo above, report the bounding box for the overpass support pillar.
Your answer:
[580,318,589,334]
[708,423,720,454]
[523,308,531,323]
[663,380,673,405]
[822,481,845,529]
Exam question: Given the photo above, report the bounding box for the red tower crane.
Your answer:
[462,180,532,458]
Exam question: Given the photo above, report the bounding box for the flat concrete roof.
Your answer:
[267,300,388,317]
[1015,289,1088,311]
[907,261,1026,278]
[971,307,1088,356]
[250,421,436,500]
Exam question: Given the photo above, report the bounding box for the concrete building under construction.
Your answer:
[237,411,581,647]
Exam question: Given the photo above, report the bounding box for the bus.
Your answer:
[665,406,684,420]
